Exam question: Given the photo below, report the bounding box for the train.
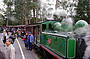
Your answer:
[6,20,88,59]
[25,20,88,59]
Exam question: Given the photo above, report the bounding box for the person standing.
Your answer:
[5,38,15,59]
[83,34,90,59]
[0,50,6,59]
[27,32,34,51]
[9,32,16,47]
[2,30,8,44]
[9,33,16,44]
[21,30,25,39]
[23,33,28,49]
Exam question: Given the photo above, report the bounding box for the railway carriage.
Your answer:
[26,20,77,59]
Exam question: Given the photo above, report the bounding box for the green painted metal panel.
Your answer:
[75,20,88,29]
[41,33,67,57]
[41,21,56,24]
[55,37,66,57]
[41,24,42,32]
[40,33,77,59]
[40,34,47,45]
[37,34,40,43]
[67,38,76,58]
[46,35,56,49]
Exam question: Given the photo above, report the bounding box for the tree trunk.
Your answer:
[33,8,36,23]
[25,16,28,25]
[22,19,23,25]
[29,19,30,24]
[7,19,8,26]
[33,0,36,23]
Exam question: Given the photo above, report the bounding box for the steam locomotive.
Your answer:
[25,19,88,59]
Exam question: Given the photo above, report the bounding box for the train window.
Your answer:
[42,24,46,32]
[49,23,54,31]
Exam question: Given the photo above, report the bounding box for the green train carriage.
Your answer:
[26,20,88,59]
[32,20,76,59]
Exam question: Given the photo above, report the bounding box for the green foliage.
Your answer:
[0,14,5,25]
[14,0,25,25]
[3,0,38,25]
[28,2,37,9]
[74,0,90,23]
[3,0,7,4]
[8,19,19,25]
[6,7,11,12]
[36,18,42,22]
[14,0,38,25]
[3,0,15,25]
[3,0,13,6]
[7,2,13,6]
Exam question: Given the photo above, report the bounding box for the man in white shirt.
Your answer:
[5,38,15,59]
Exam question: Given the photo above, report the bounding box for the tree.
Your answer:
[14,0,37,25]
[0,14,5,25]
[3,0,15,25]
[14,0,25,25]
[74,0,90,24]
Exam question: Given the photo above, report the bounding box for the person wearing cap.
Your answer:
[27,32,34,51]
[5,38,15,59]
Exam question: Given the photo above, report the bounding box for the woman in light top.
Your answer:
[2,30,8,44]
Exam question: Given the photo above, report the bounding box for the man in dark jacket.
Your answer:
[9,33,16,44]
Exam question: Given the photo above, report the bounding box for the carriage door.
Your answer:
[35,26,38,44]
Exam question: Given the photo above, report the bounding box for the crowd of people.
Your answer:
[0,27,34,59]
[16,29,34,51]
[0,29,15,59]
